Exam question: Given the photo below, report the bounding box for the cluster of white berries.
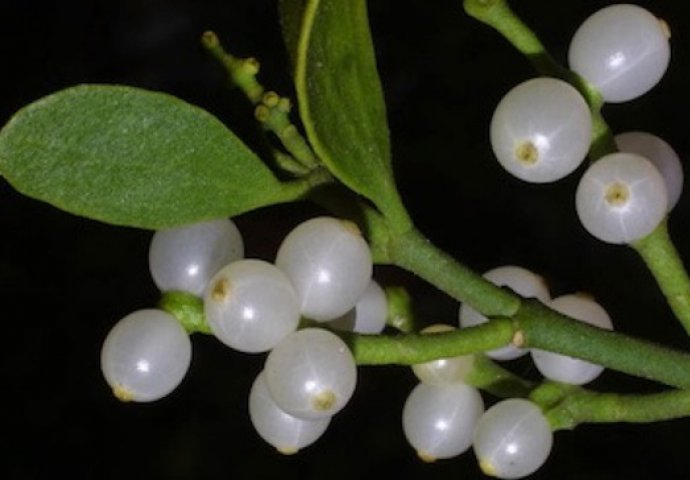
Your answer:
[399,265,611,478]
[101,215,389,453]
[491,4,682,245]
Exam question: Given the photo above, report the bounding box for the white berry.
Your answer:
[460,266,550,360]
[490,77,592,183]
[275,217,372,322]
[264,328,357,420]
[576,152,668,244]
[204,259,300,353]
[474,399,553,479]
[249,371,330,454]
[531,294,613,385]
[615,131,683,211]
[402,382,484,461]
[149,218,244,296]
[101,309,192,402]
[568,4,670,103]
[328,280,387,334]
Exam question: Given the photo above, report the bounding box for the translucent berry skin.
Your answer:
[275,217,373,322]
[568,4,670,103]
[460,266,550,361]
[264,328,357,420]
[412,324,474,386]
[249,371,330,454]
[204,259,300,353]
[474,399,553,479]
[490,77,591,183]
[575,152,668,244]
[531,294,613,385]
[402,382,484,461]
[101,309,192,402]
[149,218,244,296]
[615,131,683,211]
[328,280,387,334]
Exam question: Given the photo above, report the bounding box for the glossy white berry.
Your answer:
[531,294,613,385]
[275,217,372,322]
[204,259,300,353]
[490,77,592,183]
[328,280,387,334]
[402,382,484,462]
[576,152,668,244]
[615,131,683,211]
[249,371,330,454]
[568,4,670,103]
[412,324,474,386]
[460,266,550,361]
[149,218,244,296]
[101,309,192,402]
[474,399,553,479]
[264,328,357,420]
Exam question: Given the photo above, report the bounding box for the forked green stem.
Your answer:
[545,387,690,431]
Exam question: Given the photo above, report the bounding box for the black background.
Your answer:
[3,1,690,478]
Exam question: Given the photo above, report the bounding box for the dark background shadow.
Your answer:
[2,0,690,478]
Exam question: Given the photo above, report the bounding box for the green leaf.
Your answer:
[0,85,311,229]
[284,0,411,230]
[278,0,308,71]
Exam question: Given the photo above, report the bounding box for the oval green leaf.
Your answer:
[285,0,410,229]
[0,85,310,229]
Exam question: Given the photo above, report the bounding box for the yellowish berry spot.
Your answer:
[604,182,630,207]
[113,384,135,402]
[512,330,525,348]
[515,141,539,166]
[211,278,232,303]
[417,451,437,463]
[417,451,438,463]
[312,390,337,412]
[479,458,498,477]
[659,18,671,39]
[277,446,299,455]
[341,219,362,237]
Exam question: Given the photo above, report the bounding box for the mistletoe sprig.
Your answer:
[1,0,689,477]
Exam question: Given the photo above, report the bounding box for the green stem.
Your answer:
[632,220,690,336]
[202,31,264,103]
[159,291,209,334]
[517,299,690,389]
[463,0,563,75]
[467,354,535,398]
[545,387,690,431]
[254,92,320,170]
[159,288,690,389]
[347,319,515,365]
[388,227,520,316]
[384,286,415,333]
